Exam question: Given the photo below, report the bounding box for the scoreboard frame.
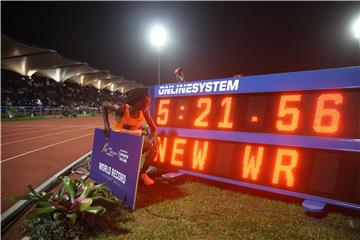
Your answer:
[150,66,360,212]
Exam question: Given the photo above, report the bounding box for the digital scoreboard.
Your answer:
[150,67,360,212]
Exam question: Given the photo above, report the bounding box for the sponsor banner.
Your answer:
[90,128,144,210]
[155,79,240,97]
[154,67,360,98]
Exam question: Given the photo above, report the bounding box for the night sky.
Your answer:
[2,2,360,86]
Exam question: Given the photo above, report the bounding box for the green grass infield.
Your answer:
[92,176,360,240]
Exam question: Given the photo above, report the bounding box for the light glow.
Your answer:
[218,97,234,129]
[194,98,211,127]
[272,149,298,187]
[192,141,209,170]
[157,99,170,125]
[352,15,360,39]
[313,93,343,134]
[170,138,186,166]
[27,70,36,77]
[155,137,167,163]
[242,145,264,180]
[150,25,167,48]
[276,95,301,132]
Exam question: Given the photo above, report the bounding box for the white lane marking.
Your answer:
[1,125,46,130]
[2,124,101,134]
[1,124,59,128]
[2,126,85,137]
[2,124,100,128]
[1,133,94,163]
[1,125,47,133]
[1,127,92,146]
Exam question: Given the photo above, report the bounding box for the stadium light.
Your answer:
[352,15,360,42]
[150,25,167,48]
[149,25,167,84]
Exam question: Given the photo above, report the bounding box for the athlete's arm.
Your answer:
[143,109,157,137]
[143,109,159,153]
[101,101,125,137]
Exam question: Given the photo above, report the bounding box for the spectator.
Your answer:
[174,67,185,82]
[1,71,119,110]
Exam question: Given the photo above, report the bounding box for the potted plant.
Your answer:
[8,176,121,239]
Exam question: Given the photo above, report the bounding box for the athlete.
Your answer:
[101,87,159,186]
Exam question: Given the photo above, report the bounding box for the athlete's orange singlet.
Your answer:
[114,104,145,135]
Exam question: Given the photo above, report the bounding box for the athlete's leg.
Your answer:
[141,137,158,173]
[139,137,158,185]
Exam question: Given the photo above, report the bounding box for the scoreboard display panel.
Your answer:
[151,67,360,211]
[155,90,359,138]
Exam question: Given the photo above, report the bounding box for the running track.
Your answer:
[1,116,114,212]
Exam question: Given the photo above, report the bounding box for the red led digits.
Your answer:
[218,97,234,129]
[251,116,258,123]
[313,93,343,134]
[170,138,186,166]
[194,98,212,127]
[276,95,301,132]
[192,140,209,170]
[178,105,185,120]
[156,99,170,125]
[272,149,298,187]
[242,145,264,180]
[155,136,167,163]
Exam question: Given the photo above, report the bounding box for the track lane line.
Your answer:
[1,133,94,163]
[1,127,93,146]
[1,125,46,131]
[2,126,85,137]
[2,124,100,128]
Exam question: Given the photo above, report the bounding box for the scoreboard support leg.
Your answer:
[302,199,326,213]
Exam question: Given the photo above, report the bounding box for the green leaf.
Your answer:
[27,185,41,198]
[58,185,64,199]
[61,176,75,203]
[66,213,77,223]
[84,206,105,214]
[39,192,53,202]
[38,202,52,208]
[26,206,56,219]
[80,181,94,199]
[94,180,112,189]
[78,179,86,188]
[95,185,111,194]
[91,196,118,203]
[79,198,93,212]
[5,194,38,201]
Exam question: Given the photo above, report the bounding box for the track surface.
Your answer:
[1,116,111,212]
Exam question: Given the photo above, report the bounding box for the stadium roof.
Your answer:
[1,34,142,93]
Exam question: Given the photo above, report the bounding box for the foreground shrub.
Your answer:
[21,200,131,240]
[22,217,81,240]
[9,176,119,223]
[8,177,125,239]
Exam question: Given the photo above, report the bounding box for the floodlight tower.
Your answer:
[352,15,360,44]
[150,25,167,84]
